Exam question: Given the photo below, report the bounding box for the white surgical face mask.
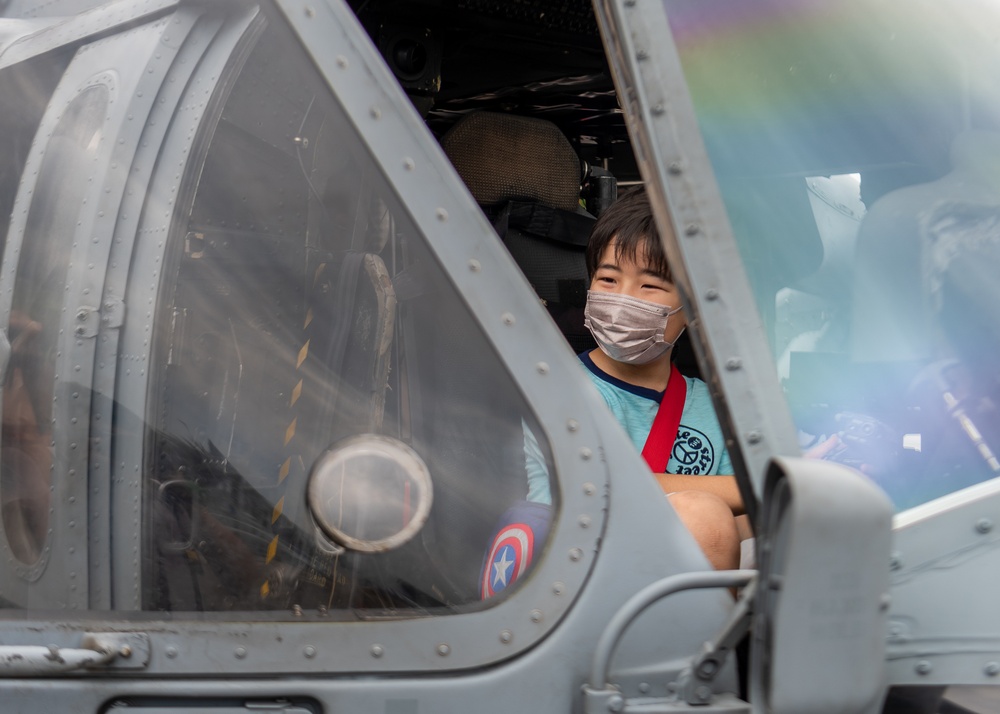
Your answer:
[584,290,684,365]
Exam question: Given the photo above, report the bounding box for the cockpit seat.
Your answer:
[441,111,596,353]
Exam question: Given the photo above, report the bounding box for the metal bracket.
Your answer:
[582,687,751,713]
[678,577,757,706]
[73,297,125,338]
[583,570,756,714]
[74,306,100,338]
[100,296,126,329]
[0,632,150,676]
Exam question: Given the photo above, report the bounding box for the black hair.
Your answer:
[585,187,672,280]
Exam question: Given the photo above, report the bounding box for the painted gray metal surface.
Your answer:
[0,16,175,607]
[592,0,801,523]
[92,3,231,609]
[0,0,177,66]
[109,2,258,611]
[886,480,1000,687]
[752,457,893,714]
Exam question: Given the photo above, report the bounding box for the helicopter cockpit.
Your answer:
[0,0,999,711]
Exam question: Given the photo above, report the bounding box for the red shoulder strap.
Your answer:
[641,363,687,473]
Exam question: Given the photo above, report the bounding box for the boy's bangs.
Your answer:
[612,231,672,282]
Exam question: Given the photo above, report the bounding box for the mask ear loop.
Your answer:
[658,306,685,348]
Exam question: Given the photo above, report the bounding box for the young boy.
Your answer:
[582,187,743,569]
[483,189,743,598]
[525,187,743,571]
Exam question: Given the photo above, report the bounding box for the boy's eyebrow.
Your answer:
[596,262,622,272]
[640,267,672,282]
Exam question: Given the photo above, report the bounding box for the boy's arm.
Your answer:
[653,473,745,515]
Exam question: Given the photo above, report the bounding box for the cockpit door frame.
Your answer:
[591,0,801,524]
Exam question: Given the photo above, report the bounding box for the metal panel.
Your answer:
[0,0,179,67]
[886,481,1000,687]
[751,457,893,714]
[107,2,255,611]
[0,11,191,610]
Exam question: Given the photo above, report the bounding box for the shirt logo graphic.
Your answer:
[671,426,715,474]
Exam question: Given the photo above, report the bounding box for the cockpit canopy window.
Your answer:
[664,0,1000,513]
[141,16,557,615]
[0,8,557,616]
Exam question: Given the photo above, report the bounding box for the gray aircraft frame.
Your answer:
[0,0,997,713]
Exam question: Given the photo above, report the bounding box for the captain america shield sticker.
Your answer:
[481,523,535,598]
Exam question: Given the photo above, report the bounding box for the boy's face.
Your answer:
[590,239,688,345]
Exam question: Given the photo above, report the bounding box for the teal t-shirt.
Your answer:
[526,352,732,505]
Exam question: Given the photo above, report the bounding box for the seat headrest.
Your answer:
[441,112,581,213]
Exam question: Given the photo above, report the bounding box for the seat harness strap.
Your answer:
[641,363,687,473]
